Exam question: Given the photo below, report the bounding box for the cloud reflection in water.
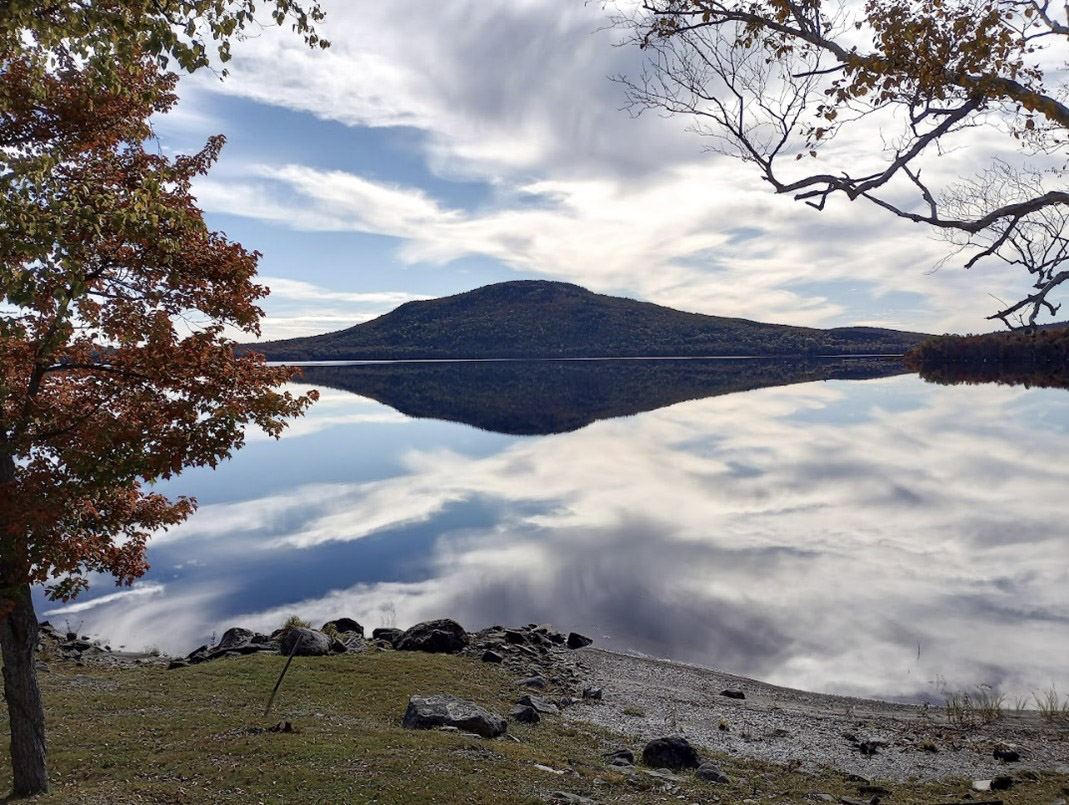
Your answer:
[53,373,1069,702]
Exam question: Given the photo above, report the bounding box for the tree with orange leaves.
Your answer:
[1,2,325,795]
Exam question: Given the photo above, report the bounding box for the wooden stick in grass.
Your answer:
[265,632,302,717]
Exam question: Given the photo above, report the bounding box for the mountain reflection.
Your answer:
[298,357,909,435]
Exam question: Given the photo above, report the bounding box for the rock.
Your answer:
[207,641,264,660]
[641,768,686,782]
[603,748,634,765]
[396,619,468,654]
[582,687,602,701]
[322,618,364,637]
[186,645,209,664]
[517,695,559,715]
[280,628,331,657]
[167,660,190,670]
[518,675,547,689]
[566,632,593,649]
[548,793,594,803]
[510,705,541,724]
[858,785,890,796]
[217,627,255,651]
[482,650,504,664]
[338,632,366,651]
[720,689,746,700]
[330,638,348,653]
[994,748,1021,762]
[61,639,93,652]
[641,735,701,770]
[534,764,566,775]
[372,627,403,645]
[401,694,506,738]
[972,780,992,792]
[991,775,1014,790]
[697,762,729,783]
[504,629,529,645]
[559,696,575,708]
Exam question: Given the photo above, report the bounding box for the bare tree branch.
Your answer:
[616,0,1069,327]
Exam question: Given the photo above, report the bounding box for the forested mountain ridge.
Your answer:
[246,280,927,360]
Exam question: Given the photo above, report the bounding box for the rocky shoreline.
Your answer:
[36,617,1069,800]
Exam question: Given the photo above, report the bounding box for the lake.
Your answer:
[37,358,1069,704]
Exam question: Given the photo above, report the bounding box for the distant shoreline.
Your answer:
[269,353,908,367]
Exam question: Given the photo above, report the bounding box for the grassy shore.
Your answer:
[2,650,1067,803]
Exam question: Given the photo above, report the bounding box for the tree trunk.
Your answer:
[0,453,48,796]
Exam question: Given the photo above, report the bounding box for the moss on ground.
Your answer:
[1,651,1067,803]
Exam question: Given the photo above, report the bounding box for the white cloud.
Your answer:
[261,277,431,307]
[170,0,1066,335]
[43,582,166,617]
[195,157,1016,332]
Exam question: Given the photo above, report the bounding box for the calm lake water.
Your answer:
[37,358,1069,703]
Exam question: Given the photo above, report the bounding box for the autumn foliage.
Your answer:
[0,56,314,602]
[1,6,323,793]
[904,327,1069,388]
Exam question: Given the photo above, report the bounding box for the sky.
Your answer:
[151,1,1057,341]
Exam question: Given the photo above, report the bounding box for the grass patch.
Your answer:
[941,684,1005,727]
[0,652,1066,803]
[1034,686,1069,723]
[280,614,310,633]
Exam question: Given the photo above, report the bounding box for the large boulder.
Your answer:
[642,735,701,770]
[322,618,364,637]
[396,619,468,654]
[401,695,506,738]
[516,694,559,715]
[510,704,540,724]
[566,632,593,649]
[217,628,255,651]
[280,628,332,657]
[372,627,403,645]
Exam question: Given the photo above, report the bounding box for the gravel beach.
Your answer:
[565,648,1069,783]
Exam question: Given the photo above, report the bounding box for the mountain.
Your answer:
[298,357,910,435]
[246,280,926,361]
